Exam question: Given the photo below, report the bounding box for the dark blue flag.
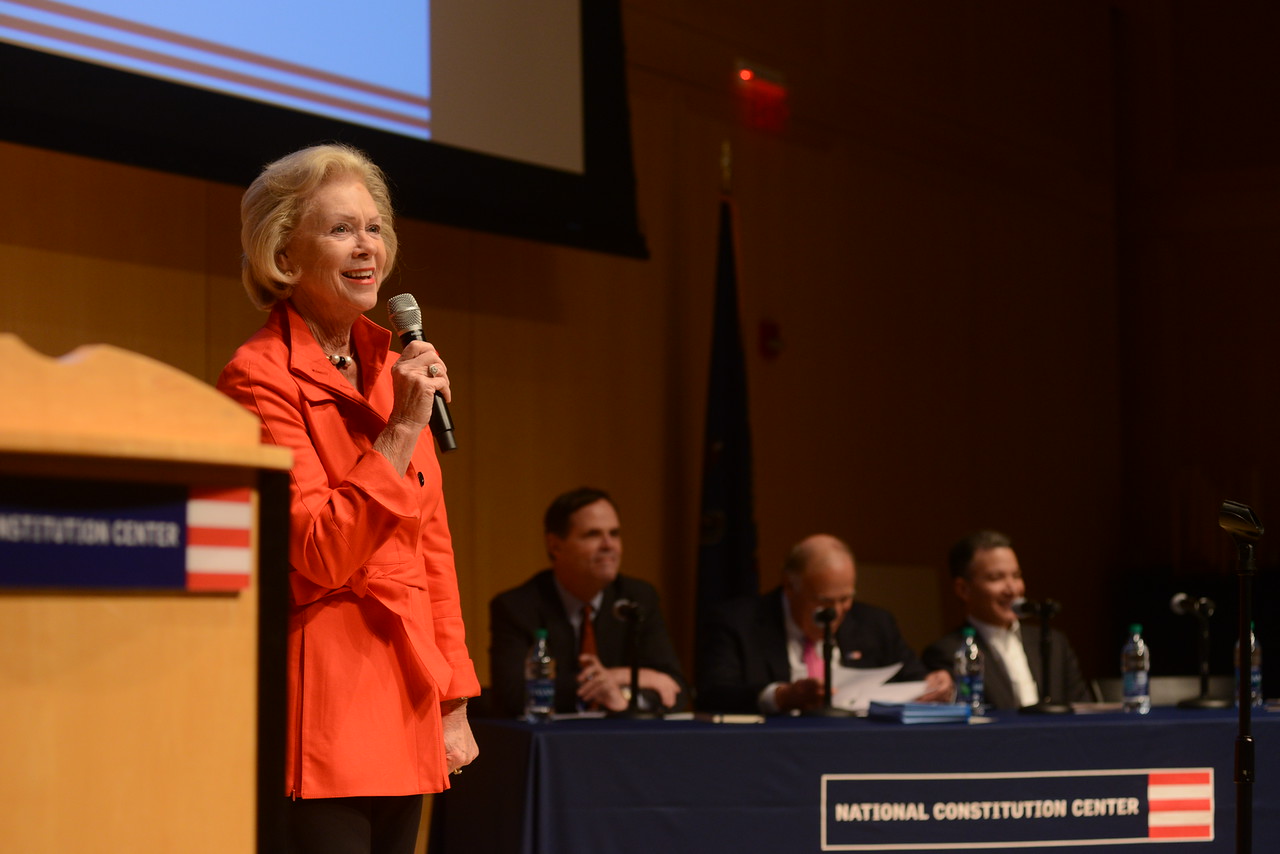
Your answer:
[696,199,759,638]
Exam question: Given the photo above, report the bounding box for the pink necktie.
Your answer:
[803,638,824,680]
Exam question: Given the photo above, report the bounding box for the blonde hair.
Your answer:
[239,143,399,309]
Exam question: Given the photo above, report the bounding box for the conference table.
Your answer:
[430,707,1280,854]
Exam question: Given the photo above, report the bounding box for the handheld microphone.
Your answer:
[813,607,837,626]
[387,293,457,453]
[1171,592,1216,618]
[612,599,642,621]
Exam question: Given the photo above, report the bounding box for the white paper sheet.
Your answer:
[827,663,927,712]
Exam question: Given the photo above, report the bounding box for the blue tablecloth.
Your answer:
[431,708,1280,853]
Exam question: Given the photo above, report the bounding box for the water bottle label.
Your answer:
[526,678,554,713]
[1123,670,1148,697]
[956,674,983,707]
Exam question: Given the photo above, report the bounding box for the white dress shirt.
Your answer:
[757,591,817,714]
[970,615,1039,707]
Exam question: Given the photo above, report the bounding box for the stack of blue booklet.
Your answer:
[866,702,971,724]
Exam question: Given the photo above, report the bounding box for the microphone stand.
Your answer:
[1220,499,1264,854]
[1177,604,1230,709]
[607,606,661,720]
[804,608,856,718]
[1020,601,1072,715]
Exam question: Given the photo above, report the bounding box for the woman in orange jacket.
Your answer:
[218,143,480,854]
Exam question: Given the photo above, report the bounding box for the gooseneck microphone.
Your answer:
[1171,591,1229,710]
[1012,598,1062,620]
[608,596,657,719]
[387,293,457,453]
[1011,597,1071,715]
[1170,592,1216,618]
[803,606,854,717]
[612,598,643,621]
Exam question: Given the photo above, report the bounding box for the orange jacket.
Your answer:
[218,301,480,798]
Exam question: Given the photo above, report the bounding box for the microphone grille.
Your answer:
[386,293,422,333]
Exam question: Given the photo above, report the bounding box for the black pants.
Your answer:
[286,794,424,854]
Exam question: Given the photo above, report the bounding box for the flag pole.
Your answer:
[695,140,760,667]
[721,140,733,195]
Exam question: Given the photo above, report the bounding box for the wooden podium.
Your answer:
[0,334,292,853]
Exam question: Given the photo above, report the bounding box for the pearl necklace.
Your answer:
[327,353,355,369]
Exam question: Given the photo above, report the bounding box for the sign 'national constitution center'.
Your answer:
[822,768,1213,850]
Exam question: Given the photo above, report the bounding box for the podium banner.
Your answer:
[0,475,253,591]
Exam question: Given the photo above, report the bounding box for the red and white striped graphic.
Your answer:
[1147,770,1213,840]
[186,487,253,591]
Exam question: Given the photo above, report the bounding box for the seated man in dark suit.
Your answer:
[922,530,1090,710]
[488,487,688,717]
[697,533,952,714]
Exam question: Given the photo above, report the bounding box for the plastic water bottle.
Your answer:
[1235,622,1263,708]
[523,628,556,722]
[1121,623,1151,715]
[954,626,985,713]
